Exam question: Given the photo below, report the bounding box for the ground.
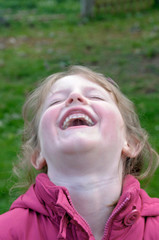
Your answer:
[0,0,159,214]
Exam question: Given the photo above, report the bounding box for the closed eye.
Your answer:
[49,99,64,106]
[89,96,105,101]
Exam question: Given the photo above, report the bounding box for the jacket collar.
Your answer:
[34,174,142,229]
[34,173,92,238]
[11,173,159,239]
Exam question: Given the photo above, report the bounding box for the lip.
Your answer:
[58,107,97,130]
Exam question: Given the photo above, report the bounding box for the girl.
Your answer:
[0,66,159,240]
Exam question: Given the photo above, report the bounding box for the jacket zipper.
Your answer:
[66,189,95,239]
[102,196,130,240]
[65,189,130,240]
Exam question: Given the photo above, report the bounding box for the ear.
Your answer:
[31,150,46,170]
[122,138,142,159]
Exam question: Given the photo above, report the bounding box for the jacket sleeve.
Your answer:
[144,215,159,240]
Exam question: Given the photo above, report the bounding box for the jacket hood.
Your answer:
[8,173,159,240]
[10,173,76,218]
[10,173,93,238]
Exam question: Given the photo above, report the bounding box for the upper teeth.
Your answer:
[62,113,94,129]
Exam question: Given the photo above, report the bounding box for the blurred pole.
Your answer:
[80,0,95,17]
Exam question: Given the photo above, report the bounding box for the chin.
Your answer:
[59,135,99,154]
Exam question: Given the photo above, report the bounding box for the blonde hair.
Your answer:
[13,65,159,192]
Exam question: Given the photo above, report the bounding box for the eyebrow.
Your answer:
[84,86,110,96]
[51,85,106,94]
[84,87,105,92]
[50,89,68,95]
[52,86,106,94]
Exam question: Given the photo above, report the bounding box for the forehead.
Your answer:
[51,74,109,94]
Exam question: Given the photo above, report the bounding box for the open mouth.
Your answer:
[62,113,95,130]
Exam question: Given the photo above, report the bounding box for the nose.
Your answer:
[65,92,87,106]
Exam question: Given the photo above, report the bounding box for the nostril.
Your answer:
[68,98,73,104]
[77,97,83,102]
[66,92,87,106]
[69,98,82,104]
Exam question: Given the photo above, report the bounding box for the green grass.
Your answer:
[0,0,159,214]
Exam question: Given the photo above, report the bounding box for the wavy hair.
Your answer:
[12,66,159,193]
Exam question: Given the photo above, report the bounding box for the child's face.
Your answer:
[37,75,127,167]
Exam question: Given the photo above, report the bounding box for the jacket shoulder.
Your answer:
[140,189,159,239]
[144,215,159,240]
[0,208,30,239]
[0,207,59,240]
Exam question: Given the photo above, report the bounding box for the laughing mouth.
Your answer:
[61,113,95,130]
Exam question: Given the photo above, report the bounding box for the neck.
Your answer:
[48,159,123,239]
[66,175,122,239]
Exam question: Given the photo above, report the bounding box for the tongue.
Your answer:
[72,119,85,126]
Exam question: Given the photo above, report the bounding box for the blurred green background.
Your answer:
[0,0,159,214]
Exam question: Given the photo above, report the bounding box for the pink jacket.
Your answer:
[0,173,159,240]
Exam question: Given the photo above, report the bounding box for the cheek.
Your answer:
[38,108,59,142]
[100,107,125,140]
